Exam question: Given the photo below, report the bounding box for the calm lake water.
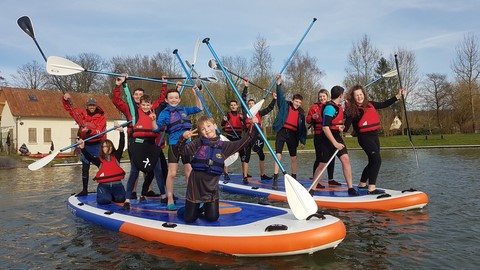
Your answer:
[1,148,479,269]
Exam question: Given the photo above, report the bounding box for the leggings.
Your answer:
[183,200,219,223]
[313,134,335,179]
[357,132,381,185]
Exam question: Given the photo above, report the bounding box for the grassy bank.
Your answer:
[267,133,480,151]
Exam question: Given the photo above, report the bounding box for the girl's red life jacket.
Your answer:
[94,156,126,183]
[358,103,381,133]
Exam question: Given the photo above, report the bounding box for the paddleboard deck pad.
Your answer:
[219,174,428,211]
[67,194,346,257]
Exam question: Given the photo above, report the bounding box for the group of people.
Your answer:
[62,71,405,224]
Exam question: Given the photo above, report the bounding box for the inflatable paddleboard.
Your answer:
[219,174,428,211]
[67,194,346,257]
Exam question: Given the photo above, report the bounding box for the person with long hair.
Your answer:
[344,84,405,194]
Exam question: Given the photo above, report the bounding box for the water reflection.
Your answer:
[1,148,479,269]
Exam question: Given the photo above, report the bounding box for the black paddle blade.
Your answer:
[17,16,35,39]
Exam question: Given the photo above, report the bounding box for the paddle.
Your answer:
[394,54,419,168]
[129,76,217,82]
[17,16,85,126]
[203,38,318,220]
[207,58,267,92]
[173,49,240,167]
[307,149,339,192]
[364,67,399,88]
[46,56,194,87]
[186,60,241,139]
[28,121,132,171]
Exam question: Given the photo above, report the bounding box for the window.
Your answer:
[28,128,37,143]
[44,128,52,143]
[28,95,38,102]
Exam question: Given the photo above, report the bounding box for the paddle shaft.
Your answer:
[59,120,132,153]
[263,18,317,98]
[307,149,339,191]
[186,60,241,139]
[204,38,289,174]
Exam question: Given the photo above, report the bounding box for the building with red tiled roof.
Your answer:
[0,87,125,154]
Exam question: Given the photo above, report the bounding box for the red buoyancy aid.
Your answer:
[94,156,126,183]
[310,103,324,135]
[133,110,157,138]
[283,106,299,131]
[358,103,381,133]
[245,112,262,129]
[224,112,243,133]
[191,138,225,175]
[323,101,344,131]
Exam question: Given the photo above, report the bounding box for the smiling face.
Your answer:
[140,100,152,113]
[353,89,365,105]
[247,100,255,109]
[318,92,328,104]
[166,91,181,107]
[87,105,97,114]
[133,89,144,104]
[199,120,218,139]
[101,142,113,155]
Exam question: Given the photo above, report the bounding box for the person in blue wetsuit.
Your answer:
[177,115,257,223]
[78,125,126,204]
[152,87,203,211]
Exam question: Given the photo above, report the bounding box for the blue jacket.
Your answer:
[272,84,307,145]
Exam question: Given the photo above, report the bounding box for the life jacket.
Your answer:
[283,105,299,131]
[245,112,262,129]
[191,138,225,175]
[166,106,192,134]
[358,103,381,133]
[311,103,324,135]
[224,112,243,133]
[132,110,156,138]
[323,101,344,131]
[94,156,126,183]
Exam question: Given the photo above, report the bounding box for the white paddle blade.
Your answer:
[208,58,220,70]
[219,135,238,166]
[248,99,265,116]
[383,67,398,78]
[28,150,60,171]
[192,38,201,66]
[284,174,318,220]
[46,56,85,75]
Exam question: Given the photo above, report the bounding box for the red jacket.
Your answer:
[62,99,106,143]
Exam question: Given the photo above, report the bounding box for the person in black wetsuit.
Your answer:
[344,84,405,194]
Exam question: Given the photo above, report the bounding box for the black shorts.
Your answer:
[275,128,299,156]
[168,143,192,164]
[319,131,348,162]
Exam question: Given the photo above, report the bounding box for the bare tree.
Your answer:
[451,81,473,132]
[451,33,480,132]
[11,60,49,89]
[344,34,381,87]
[0,71,7,86]
[284,51,324,104]
[418,73,452,134]
[250,36,274,91]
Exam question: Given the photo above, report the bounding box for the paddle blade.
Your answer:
[17,16,35,39]
[383,67,398,78]
[220,135,238,166]
[28,150,60,171]
[284,174,318,220]
[192,38,201,66]
[248,99,265,116]
[203,76,218,83]
[208,58,220,70]
[46,56,85,75]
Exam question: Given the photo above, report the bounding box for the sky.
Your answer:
[1,0,479,90]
